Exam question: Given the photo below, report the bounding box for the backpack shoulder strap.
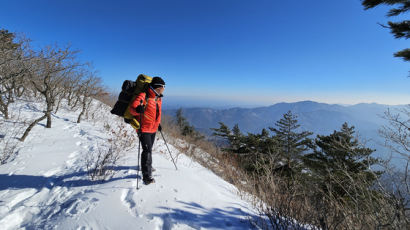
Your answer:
[141,90,149,108]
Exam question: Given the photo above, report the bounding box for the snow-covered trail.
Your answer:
[0,101,257,229]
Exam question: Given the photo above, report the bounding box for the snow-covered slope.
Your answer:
[0,100,256,230]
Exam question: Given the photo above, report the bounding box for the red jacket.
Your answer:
[129,88,162,133]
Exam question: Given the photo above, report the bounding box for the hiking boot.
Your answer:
[143,177,155,185]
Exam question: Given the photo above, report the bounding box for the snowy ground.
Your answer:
[0,100,257,230]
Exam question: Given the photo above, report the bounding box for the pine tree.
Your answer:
[269,111,313,177]
[303,122,381,199]
[211,123,280,173]
[244,128,272,153]
[211,122,245,152]
[211,122,232,150]
[176,108,193,136]
[175,108,203,140]
[243,128,283,173]
[175,108,188,130]
[231,124,243,152]
[362,0,410,61]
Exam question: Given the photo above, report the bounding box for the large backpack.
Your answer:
[110,74,152,130]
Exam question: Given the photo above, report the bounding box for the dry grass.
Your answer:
[0,107,24,164]
[85,122,138,181]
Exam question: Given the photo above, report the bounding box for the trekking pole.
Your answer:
[159,129,178,170]
[136,100,143,190]
[136,134,141,190]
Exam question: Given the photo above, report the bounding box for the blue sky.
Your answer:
[1,0,408,106]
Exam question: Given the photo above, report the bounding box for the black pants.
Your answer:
[139,132,156,179]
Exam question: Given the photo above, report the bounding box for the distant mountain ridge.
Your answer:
[164,101,406,165]
[164,101,396,134]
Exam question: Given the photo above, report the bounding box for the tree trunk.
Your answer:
[76,110,84,123]
[54,95,63,114]
[7,90,14,103]
[45,93,54,128]
[54,103,60,114]
[77,97,87,123]
[67,91,72,106]
[71,96,80,110]
[0,96,10,119]
[20,114,47,142]
[46,109,52,128]
[85,98,92,119]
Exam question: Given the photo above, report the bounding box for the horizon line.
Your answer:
[163,95,409,107]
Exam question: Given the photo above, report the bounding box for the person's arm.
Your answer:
[129,92,146,116]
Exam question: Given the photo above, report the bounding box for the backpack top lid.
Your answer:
[135,74,152,93]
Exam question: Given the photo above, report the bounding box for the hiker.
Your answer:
[129,76,165,185]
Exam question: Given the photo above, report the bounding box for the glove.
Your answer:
[135,105,145,113]
[158,124,162,132]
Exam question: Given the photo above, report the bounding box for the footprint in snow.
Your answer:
[121,188,138,216]
[79,129,87,136]
[63,124,74,130]
[3,188,37,211]
[66,197,99,216]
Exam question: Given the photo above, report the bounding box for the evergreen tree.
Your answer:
[211,122,231,140]
[241,128,281,173]
[269,111,313,177]
[303,122,381,200]
[211,122,280,173]
[211,122,247,152]
[175,108,203,140]
[176,108,193,136]
[244,128,271,153]
[175,108,188,130]
[211,122,233,151]
[231,124,244,152]
[362,0,410,61]
[212,122,276,154]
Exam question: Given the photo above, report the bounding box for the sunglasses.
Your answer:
[154,84,165,89]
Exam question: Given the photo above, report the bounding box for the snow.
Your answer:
[0,99,257,229]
